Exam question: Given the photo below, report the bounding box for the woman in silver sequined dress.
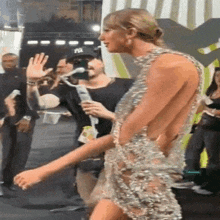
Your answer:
[14,9,202,220]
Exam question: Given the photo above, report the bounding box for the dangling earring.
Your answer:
[125,39,132,48]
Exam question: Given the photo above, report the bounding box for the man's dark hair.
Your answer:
[206,67,220,96]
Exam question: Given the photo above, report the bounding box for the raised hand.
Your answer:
[14,168,44,190]
[27,53,53,79]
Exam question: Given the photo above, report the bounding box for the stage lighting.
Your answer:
[69,41,79,46]
[55,40,66,45]
[4,25,12,29]
[84,41,94,45]
[27,40,38,45]
[40,40,50,45]
[18,25,24,29]
[92,25,100,32]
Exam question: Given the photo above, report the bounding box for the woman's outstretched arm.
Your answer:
[14,134,114,190]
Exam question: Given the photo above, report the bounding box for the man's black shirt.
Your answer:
[51,78,134,140]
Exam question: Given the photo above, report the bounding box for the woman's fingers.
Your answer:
[14,174,25,185]
[14,175,20,184]
[14,176,34,190]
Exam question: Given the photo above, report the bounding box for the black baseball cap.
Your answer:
[66,47,96,63]
[66,46,102,63]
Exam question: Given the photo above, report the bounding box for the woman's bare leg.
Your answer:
[90,199,128,220]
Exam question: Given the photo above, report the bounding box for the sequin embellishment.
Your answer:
[104,48,202,220]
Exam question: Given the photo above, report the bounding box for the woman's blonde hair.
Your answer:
[103,8,165,47]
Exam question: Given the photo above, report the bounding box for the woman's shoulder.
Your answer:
[156,52,196,66]
[151,52,199,78]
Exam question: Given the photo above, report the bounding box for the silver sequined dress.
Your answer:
[102,48,202,220]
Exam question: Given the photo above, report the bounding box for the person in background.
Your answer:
[36,72,55,95]
[14,9,201,220]
[0,53,39,196]
[23,47,134,210]
[182,67,220,195]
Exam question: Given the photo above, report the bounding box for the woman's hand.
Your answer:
[14,168,44,190]
[27,53,53,79]
[81,100,115,121]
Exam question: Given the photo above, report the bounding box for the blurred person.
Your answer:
[50,58,75,90]
[0,53,39,196]
[37,72,55,95]
[25,48,134,207]
[181,67,220,195]
[15,9,202,220]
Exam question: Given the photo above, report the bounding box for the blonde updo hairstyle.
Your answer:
[103,8,165,47]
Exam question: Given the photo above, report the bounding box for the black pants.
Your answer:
[184,125,220,180]
[1,119,36,185]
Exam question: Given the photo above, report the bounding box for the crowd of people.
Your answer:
[0,8,219,220]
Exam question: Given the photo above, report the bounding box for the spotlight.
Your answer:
[84,41,94,45]
[18,25,25,29]
[92,25,100,32]
[40,40,50,45]
[4,25,12,29]
[55,40,66,45]
[69,41,79,46]
[27,40,38,45]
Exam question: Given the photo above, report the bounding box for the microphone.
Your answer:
[7,89,21,99]
[60,68,99,129]
[60,67,88,87]
[62,67,86,77]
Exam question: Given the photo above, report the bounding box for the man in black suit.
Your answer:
[0,53,39,195]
